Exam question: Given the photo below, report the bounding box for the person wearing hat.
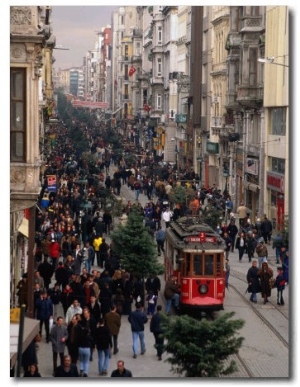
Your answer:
[255,237,268,269]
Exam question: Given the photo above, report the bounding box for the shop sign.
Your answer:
[266,172,284,193]
[206,141,219,154]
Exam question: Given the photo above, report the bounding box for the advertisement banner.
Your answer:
[47,175,57,192]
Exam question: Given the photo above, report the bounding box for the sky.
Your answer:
[51,6,119,69]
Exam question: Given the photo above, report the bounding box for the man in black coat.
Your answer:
[38,255,54,290]
[111,360,132,377]
[226,220,238,252]
[150,305,164,360]
[260,215,273,245]
[54,355,79,377]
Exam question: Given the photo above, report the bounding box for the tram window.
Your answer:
[185,253,191,275]
[194,254,202,275]
[205,255,214,275]
[216,253,222,276]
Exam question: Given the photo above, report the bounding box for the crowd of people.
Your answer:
[17,114,289,377]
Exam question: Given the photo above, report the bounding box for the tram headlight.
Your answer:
[198,284,208,294]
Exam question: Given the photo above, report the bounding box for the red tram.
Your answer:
[165,216,226,312]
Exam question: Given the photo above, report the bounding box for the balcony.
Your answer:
[236,85,263,107]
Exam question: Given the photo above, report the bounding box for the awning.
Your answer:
[10,317,40,368]
[18,218,28,238]
[243,181,260,192]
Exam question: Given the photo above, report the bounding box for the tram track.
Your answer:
[229,272,289,349]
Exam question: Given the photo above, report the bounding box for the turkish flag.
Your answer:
[129,66,136,76]
[143,104,150,112]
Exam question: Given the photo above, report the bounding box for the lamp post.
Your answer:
[197,157,203,188]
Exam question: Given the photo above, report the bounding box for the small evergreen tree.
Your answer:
[110,206,165,278]
[161,312,245,377]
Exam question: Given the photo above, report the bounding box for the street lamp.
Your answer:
[258,56,289,67]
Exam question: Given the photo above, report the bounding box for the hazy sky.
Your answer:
[52,6,119,69]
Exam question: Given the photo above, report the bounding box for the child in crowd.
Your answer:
[146,290,158,316]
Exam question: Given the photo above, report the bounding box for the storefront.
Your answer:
[266,171,285,231]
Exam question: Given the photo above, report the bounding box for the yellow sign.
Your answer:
[10,308,21,323]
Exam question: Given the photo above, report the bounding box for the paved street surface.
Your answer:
[32,170,290,379]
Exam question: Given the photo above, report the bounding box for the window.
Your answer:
[158,26,162,45]
[204,255,214,275]
[157,94,162,109]
[157,58,162,76]
[194,255,202,275]
[270,108,286,135]
[249,48,257,86]
[10,68,26,162]
[271,157,285,174]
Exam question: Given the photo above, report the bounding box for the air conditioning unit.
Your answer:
[161,114,165,123]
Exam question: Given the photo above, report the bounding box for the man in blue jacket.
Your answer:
[128,302,148,358]
[35,291,53,342]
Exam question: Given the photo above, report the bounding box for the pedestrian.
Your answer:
[256,238,268,269]
[17,273,28,308]
[85,294,101,323]
[275,266,286,305]
[155,226,166,256]
[99,237,110,268]
[163,275,180,314]
[110,360,132,377]
[258,261,273,304]
[128,302,148,358]
[223,232,233,260]
[84,240,95,273]
[66,314,80,364]
[23,363,41,377]
[246,231,258,262]
[104,304,121,355]
[95,318,112,376]
[60,284,75,315]
[49,238,61,269]
[99,281,113,318]
[145,273,161,296]
[54,355,79,377]
[35,290,53,342]
[150,305,164,361]
[48,282,62,321]
[225,258,230,290]
[280,245,289,284]
[133,179,141,200]
[226,219,238,252]
[272,233,283,264]
[37,256,54,290]
[236,202,248,227]
[92,234,103,268]
[49,316,68,376]
[246,259,260,303]
[260,215,273,244]
[65,299,82,325]
[76,308,96,377]
[235,231,246,262]
[162,207,172,228]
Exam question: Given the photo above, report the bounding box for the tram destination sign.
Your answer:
[186,232,217,243]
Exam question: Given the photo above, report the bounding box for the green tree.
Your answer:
[161,312,245,377]
[110,206,165,278]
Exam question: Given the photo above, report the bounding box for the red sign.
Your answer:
[267,172,284,193]
[187,233,217,244]
[71,100,109,109]
[143,104,151,112]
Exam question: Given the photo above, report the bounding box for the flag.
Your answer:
[143,104,151,112]
[129,66,136,77]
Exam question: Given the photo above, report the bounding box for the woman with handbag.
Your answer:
[258,261,273,304]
